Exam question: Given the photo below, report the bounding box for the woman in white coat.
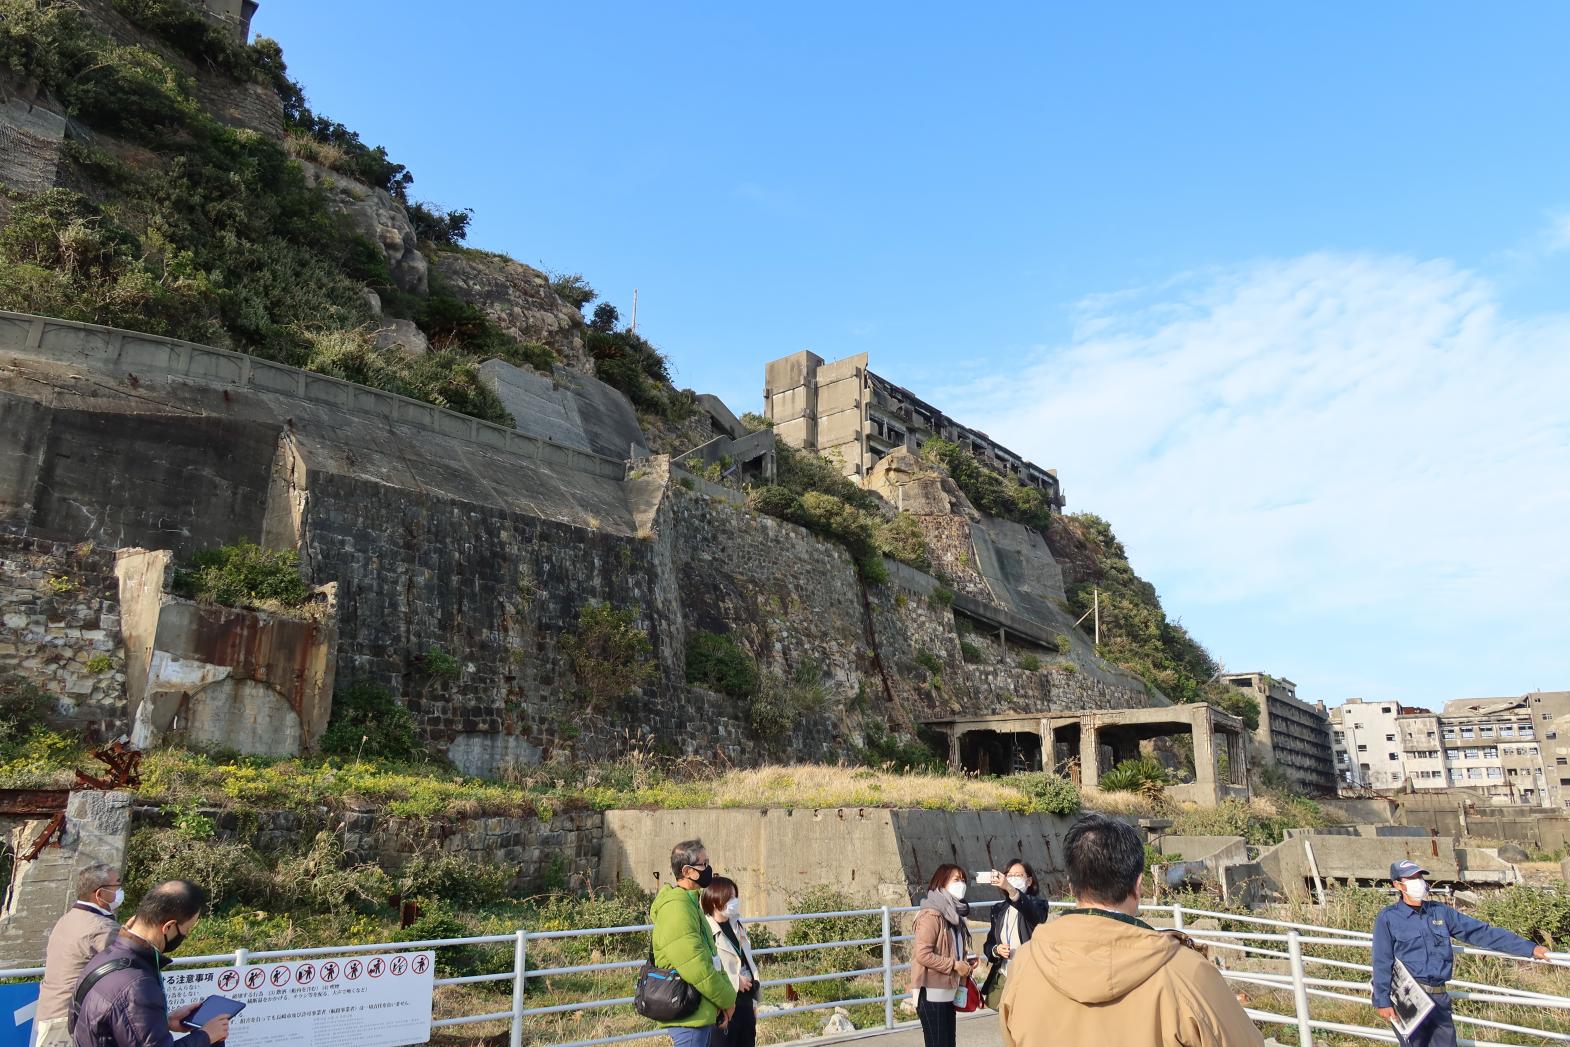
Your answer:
[701,875,759,1047]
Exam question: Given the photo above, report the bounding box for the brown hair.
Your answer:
[926,864,965,893]
[701,874,739,917]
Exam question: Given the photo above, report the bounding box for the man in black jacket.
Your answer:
[71,880,231,1047]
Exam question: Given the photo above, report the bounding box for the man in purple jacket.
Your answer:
[70,880,231,1047]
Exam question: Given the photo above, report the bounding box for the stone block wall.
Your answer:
[301,472,747,774]
[173,804,605,893]
[0,534,126,740]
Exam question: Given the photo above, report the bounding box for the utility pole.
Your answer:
[630,288,638,334]
[1093,587,1100,647]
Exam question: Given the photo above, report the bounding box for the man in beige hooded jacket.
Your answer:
[1000,815,1262,1047]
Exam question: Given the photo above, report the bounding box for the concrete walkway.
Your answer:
[791,1012,1003,1047]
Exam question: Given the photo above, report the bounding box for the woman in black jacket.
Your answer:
[979,858,1048,1006]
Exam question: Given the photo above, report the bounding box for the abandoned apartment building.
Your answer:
[763,350,1065,509]
[1222,672,1337,795]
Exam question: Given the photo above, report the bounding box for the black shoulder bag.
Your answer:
[634,947,701,1021]
[67,957,135,1034]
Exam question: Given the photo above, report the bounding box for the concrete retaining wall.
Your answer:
[599,807,1101,916]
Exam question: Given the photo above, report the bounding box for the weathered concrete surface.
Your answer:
[116,549,337,755]
[1253,827,1518,901]
[0,90,67,194]
[478,360,650,460]
[600,808,1103,916]
[1,312,1164,768]
[1155,835,1251,893]
[0,790,131,968]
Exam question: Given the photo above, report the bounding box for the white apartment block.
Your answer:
[1329,698,1408,789]
[1329,691,1570,808]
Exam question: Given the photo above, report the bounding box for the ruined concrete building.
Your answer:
[1222,672,1336,794]
[763,350,1065,508]
[1330,691,1570,809]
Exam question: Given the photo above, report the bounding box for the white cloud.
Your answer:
[1546,212,1570,254]
[943,252,1570,702]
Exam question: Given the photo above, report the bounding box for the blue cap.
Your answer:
[1390,859,1429,880]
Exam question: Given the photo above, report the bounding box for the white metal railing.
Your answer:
[3,898,1567,1047]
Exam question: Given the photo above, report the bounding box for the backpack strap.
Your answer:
[68,957,135,1035]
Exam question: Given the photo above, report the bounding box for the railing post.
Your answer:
[1287,930,1312,1047]
[882,906,894,1029]
[510,930,527,1047]
[1172,903,1184,933]
[234,947,248,971]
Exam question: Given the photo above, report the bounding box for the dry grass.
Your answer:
[283,130,351,175]
[706,765,1040,812]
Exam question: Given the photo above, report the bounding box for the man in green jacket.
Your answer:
[651,839,737,1045]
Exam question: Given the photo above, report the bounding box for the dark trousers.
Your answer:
[712,1000,755,1047]
[1397,992,1456,1047]
[916,989,957,1047]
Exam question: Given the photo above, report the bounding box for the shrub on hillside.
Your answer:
[1474,886,1570,948]
[399,852,512,907]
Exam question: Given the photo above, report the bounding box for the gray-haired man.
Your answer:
[33,865,123,1047]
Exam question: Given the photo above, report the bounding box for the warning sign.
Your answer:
[163,952,435,1047]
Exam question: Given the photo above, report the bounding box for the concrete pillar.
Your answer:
[1080,723,1101,788]
[1193,714,1218,799]
[949,730,961,771]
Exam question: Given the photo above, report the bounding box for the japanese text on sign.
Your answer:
[164,952,435,1047]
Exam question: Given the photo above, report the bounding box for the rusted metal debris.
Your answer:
[73,740,142,791]
[20,812,65,861]
[13,742,143,863]
[0,789,70,817]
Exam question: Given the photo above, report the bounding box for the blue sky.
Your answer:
[253,2,1570,708]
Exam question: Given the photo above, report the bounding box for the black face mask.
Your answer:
[690,865,714,888]
[161,926,187,956]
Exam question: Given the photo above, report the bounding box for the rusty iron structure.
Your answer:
[0,742,142,863]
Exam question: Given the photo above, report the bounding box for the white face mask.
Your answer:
[1403,879,1429,902]
[723,898,741,918]
[1007,876,1029,893]
[96,888,124,913]
[947,881,968,901]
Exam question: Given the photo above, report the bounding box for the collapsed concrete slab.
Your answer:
[116,549,336,756]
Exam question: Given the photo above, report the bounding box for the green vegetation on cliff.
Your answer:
[921,437,1055,531]
[0,2,545,425]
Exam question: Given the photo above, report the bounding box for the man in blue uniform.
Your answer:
[1372,859,1548,1047]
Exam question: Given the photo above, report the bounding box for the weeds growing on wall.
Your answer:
[319,682,423,761]
[170,541,311,610]
[684,631,761,699]
[561,604,656,711]
[1097,755,1172,793]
